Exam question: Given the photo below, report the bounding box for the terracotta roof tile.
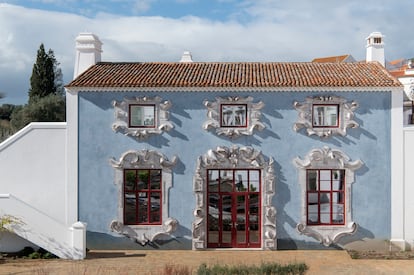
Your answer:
[66,61,402,88]
[312,55,351,63]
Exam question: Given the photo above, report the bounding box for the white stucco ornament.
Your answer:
[109,150,179,245]
[293,96,359,138]
[293,146,363,246]
[203,96,265,139]
[112,96,173,140]
[192,145,276,250]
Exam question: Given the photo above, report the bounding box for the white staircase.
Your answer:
[0,194,85,259]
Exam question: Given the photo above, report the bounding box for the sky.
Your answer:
[1,0,414,105]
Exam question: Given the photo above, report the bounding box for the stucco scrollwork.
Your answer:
[192,145,276,250]
[293,96,359,138]
[293,146,363,246]
[203,96,265,138]
[112,96,173,139]
[109,150,179,245]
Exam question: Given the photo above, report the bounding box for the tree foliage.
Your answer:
[9,43,65,131]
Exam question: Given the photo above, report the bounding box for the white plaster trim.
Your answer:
[192,145,276,250]
[203,96,265,138]
[391,88,405,246]
[293,95,359,138]
[109,150,179,245]
[112,96,173,139]
[293,146,363,246]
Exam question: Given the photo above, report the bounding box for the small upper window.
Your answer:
[203,96,265,139]
[221,104,247,128]
[129,104,156,128]
[312,104,339,128]
[112,96,173,139]
[293,96,358,138]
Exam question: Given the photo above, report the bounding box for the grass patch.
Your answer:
[196,262,308,275]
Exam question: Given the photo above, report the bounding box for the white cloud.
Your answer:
[1,1,414,105]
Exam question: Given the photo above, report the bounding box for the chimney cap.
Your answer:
[180,51,193,63]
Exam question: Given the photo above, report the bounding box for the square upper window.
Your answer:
[221,104,247,127]
[129,104,156,128]
[293,96,359,138]
[203,96,265,139]
[112,96,173,139]
[312,104,339,128]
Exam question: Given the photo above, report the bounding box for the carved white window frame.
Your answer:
[203,96,265,139]
[293,146,363,246]
[112,96,173,139]
[192,145,276,250]
[109,150,178,245]
[293,96,359,138]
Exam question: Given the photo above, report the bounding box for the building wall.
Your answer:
[77,90,392,249]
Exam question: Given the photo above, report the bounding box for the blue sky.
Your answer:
[1,0,414,104]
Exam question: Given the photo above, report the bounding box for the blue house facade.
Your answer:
[65,34,402,251]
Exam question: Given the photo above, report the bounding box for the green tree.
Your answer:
[10,43,65,131]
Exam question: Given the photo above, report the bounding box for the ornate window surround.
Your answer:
[109,150,178,245]
[112,96,173,139]
[293,146,363,246]
[293,96,359,138]
[192,145,276,250]
[203,96,265,139]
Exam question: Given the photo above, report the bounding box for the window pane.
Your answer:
[124,170,136,191]
[320,170,331,181]
[220,170,233,192]
[308,193,318,204]
[221,104,247,127]
[307,170,318,190]
[150,170,161,190]
[130,105,155,127]
[313,105,338,127]
[320,193,331,204]
[124,193,136,224]
[137,170,149,189]
[138,192,148,223]
[208,170,220,192]
[248,170,260,192]
[150,192,161,223]
[235,170,248,191]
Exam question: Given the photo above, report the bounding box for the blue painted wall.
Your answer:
[78,90,391,249]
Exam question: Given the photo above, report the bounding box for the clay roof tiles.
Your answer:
[66,61,401,88]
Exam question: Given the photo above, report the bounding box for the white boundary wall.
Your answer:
[404,126,414,249]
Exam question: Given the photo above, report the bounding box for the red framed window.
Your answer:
[306,169,345,225]
[312,104,339,128]
[124,169,162,225]
[220,104,248,127]
[129,104,156,128]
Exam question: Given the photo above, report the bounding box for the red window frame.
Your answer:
[128,104,156,128]
[207,169,261,248]
[306,169,345,226]
[220,104,248,128]
[312,104,339,128]
[123,169,162,225]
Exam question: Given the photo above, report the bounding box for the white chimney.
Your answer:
[73,32,102,79]
[366,32,385,66]
[180,51,193,63]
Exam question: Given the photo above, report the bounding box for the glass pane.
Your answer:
[137,170,149,189]
[249,226,259,243]
[313,105,338,127]
[150,192,161,223]
[208,213,219,243]
[332,192,344,203]
[150,170,161,190]
[332,170,344,191]
[124,193,136,224]
[307,170,318,191]
[220,170,233,192]
[221,104,247,127]
[248,194,259,243]
[307,207,319,224]
[320,180,331,191]
[124,170,136,191]
[320,213,330,224]
[130,105,155,127]
[332,214,344,224]
[249,194,259,215]
[320,170,331,181]
[235,170,248,191]
[208,170,220,191]
[249,170,260,192]
[320,193,331,204]
[308,193,318,204]
[138,192,148,223]
[222,195,232,243]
